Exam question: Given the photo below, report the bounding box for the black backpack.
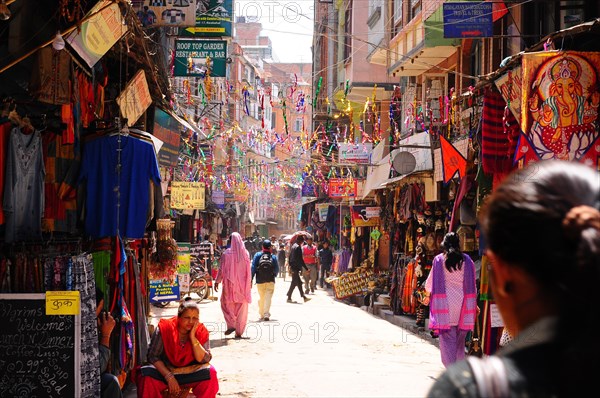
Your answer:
[256,253,275,283]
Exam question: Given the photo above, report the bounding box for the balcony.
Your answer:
[388,2,459,77]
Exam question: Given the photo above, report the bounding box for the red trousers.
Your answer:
[136,366,219,398]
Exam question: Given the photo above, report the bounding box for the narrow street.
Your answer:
[142,276,444,398]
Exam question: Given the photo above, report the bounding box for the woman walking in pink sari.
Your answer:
[214,232,251,338]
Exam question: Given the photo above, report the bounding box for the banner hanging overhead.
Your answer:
[141,0,197,27]
[180,0,233,37]
[116,70,152,126]
[67,0,127,67]
[174,39,227,77]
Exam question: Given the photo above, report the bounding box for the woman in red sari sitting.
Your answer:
[136,297,219,397]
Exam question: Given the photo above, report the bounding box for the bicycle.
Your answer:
[188,256,213,302]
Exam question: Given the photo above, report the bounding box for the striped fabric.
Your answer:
[481,89,517,173]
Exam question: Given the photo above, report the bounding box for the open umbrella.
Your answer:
[289,230,312,245]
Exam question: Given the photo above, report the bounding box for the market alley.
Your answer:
[132,276,444,398]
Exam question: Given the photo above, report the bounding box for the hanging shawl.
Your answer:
[219,232,252,303]
[429,253,477,332]
[158,316,209,367]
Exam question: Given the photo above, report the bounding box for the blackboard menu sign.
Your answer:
[0,294,81,398]
[191,242,213,264]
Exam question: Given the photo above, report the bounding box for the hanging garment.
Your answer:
[3,127,45,242]
[29,46,72,105]
[0,122,12,225]
[72,254,101,398]
[401,260,417,315]
[481,89,515,173]
[42,132,80,233]
[78,135,161,238]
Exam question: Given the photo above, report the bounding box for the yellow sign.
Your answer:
[171,182,206,210]
[46,291,80,316]
[117,70,152,127]
[66,0,127,67]
[185,27,226,34]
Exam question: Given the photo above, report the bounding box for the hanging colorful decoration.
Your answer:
[313,76,323,108]
[440,135,467,184]
[242,85,250,115]
[513,131,541,167]
[204,57,212,100]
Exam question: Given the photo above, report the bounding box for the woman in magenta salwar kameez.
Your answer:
[214,232,251,338]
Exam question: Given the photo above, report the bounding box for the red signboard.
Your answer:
[328,178,357,198]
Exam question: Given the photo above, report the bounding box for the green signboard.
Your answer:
[173,39,227,77]
[179,0,233,37]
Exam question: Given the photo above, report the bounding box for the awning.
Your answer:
[361,156,391,199]
[301,197,319,205]
[161,108,208,139]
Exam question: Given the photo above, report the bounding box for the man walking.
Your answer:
[302,236,318,294]
[287,235,311,303]
[251,240,279,321]
[277,243,287,280]
[318,240,333,288]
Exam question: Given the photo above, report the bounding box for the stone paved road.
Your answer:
[127,275,444,397]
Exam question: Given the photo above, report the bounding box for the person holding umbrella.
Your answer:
[286,234,311,303]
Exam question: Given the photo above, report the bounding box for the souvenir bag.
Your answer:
[467,317,483,357]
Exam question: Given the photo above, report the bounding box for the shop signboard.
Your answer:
[316,203,329,222]
[173,39,227,77]
[0,294,81,397]
[328,178,357,198]
[171,181,206,210]
[177,243,191,293]
[212,190,225,208]
[443,2,493,38]
[338,143,373,164]
[153,108,182,168]
[149,280,180,303]
[141,0,197,27]
[350,206,381,227]
[180,0,233,37]
[67,0,127,67]
[116,70,152,127]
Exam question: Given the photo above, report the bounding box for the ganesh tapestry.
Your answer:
[521,51,600,162]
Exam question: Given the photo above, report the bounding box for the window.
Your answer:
[294,118,303,132]
[559,1,585,30]
[343,1,353,62]
[367,0,382,29]
[409,0,421,21]
[394,0,402,25]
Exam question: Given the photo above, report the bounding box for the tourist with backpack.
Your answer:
[251,240,280,321]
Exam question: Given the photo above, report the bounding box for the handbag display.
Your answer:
[467,318,483,357]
